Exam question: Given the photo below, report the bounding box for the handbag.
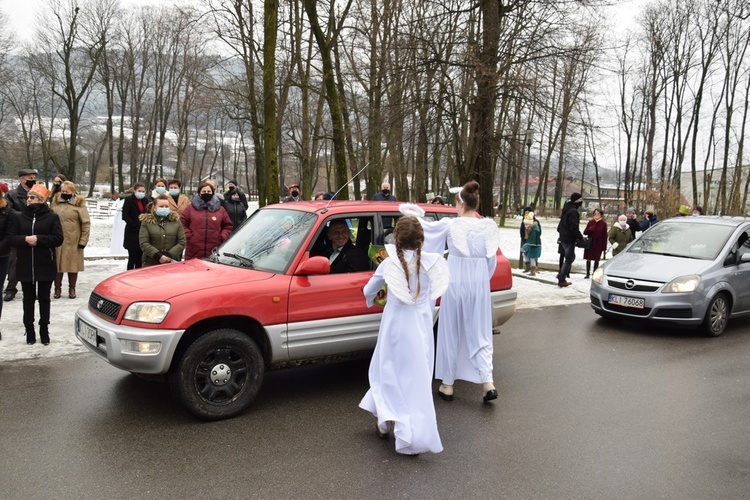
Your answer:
[576,237,592,249]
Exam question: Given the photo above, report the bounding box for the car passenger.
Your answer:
[311,219,370,273]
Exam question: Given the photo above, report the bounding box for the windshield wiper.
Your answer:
[642,250,702,259]
[221,252,255,269]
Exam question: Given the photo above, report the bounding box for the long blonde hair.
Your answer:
[392,216,424,298]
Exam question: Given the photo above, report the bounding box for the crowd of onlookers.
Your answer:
[518,196,707,288]
[0,169,251,346]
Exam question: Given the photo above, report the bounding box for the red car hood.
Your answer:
[94,259,274,303]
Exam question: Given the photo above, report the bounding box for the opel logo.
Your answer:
[97,299,104,310]
[625,280,635,290]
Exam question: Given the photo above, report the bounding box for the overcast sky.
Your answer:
[2,0,647,43]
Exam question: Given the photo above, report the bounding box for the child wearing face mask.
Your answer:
[608,214,634,257]
[138,194,186,267]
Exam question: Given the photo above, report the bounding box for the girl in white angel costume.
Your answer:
[359,215,449,455]
[401,180,501,403]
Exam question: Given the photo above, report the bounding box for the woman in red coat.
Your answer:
[179,181,233,260]
[583,208,608,279]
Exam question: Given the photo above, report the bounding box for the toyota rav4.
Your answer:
[75,201,516,420]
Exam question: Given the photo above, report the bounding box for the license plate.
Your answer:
[608,294,645,309]
[78,319,98,346]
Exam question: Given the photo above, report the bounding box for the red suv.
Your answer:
[75,201,516,420]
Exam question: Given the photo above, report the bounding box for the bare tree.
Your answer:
[33,0,116,181]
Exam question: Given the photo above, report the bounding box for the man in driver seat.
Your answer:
[312,219,370,273]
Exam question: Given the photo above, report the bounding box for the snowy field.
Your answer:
[0,212,594,362]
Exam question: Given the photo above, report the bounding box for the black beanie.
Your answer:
[570,192,582,203]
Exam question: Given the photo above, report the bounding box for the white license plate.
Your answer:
[78,319,98,346]
[608,294,645,309]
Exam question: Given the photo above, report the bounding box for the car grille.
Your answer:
[89,292,121,320]
[603,302,652,316]
[606,276,663,293]
[654,308,693,319]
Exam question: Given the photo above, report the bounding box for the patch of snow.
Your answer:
[0,213,592,362]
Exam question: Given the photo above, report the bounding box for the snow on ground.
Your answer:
[0,213,593,362]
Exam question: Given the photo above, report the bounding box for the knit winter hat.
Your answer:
[0,182,8,194]
[29,183,50,201]
[570,192,583,203]
[678,205,690,216]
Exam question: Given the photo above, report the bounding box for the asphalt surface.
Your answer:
[1,303,749,499]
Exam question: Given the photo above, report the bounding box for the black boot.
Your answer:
[585,260,591,279]
[40,324,50,345]
[26,326,36,345]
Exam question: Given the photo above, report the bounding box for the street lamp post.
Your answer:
[523,127,535,209]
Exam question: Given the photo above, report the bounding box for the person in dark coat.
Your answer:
[555,192,584,287]
[371,182,397,201]
[8,184,64,345]
[311,219,370,273]
[223,180,248,209]
[223,180,248,232]
[180,181,233,260]
[625,207,641,240]
[0,183,14,340]
[122,182,151,270]
[4,167,38,302]
[640,209,659,232]
[284,183,302,202]
[583,208,608,278]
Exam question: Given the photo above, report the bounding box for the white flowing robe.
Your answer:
[421,216,499,385]
[110,198,127,256]
[359,245,449,455]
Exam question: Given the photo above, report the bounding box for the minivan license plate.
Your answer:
[608,294,645,309]
[78,319,98,346]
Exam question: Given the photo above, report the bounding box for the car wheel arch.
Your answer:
[703,281,736,315]
[170,315,270,373]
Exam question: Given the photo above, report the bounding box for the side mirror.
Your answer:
[296,255,331,276]
[740,253,750,264]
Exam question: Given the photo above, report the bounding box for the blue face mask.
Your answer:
[155,207,170,217]
[168,188,180,197]
[135,191,146,199]
[155,186,166,195]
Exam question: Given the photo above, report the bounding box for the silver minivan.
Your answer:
[590,216,750,336]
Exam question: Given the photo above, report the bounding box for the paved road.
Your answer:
[1,303,749,499]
